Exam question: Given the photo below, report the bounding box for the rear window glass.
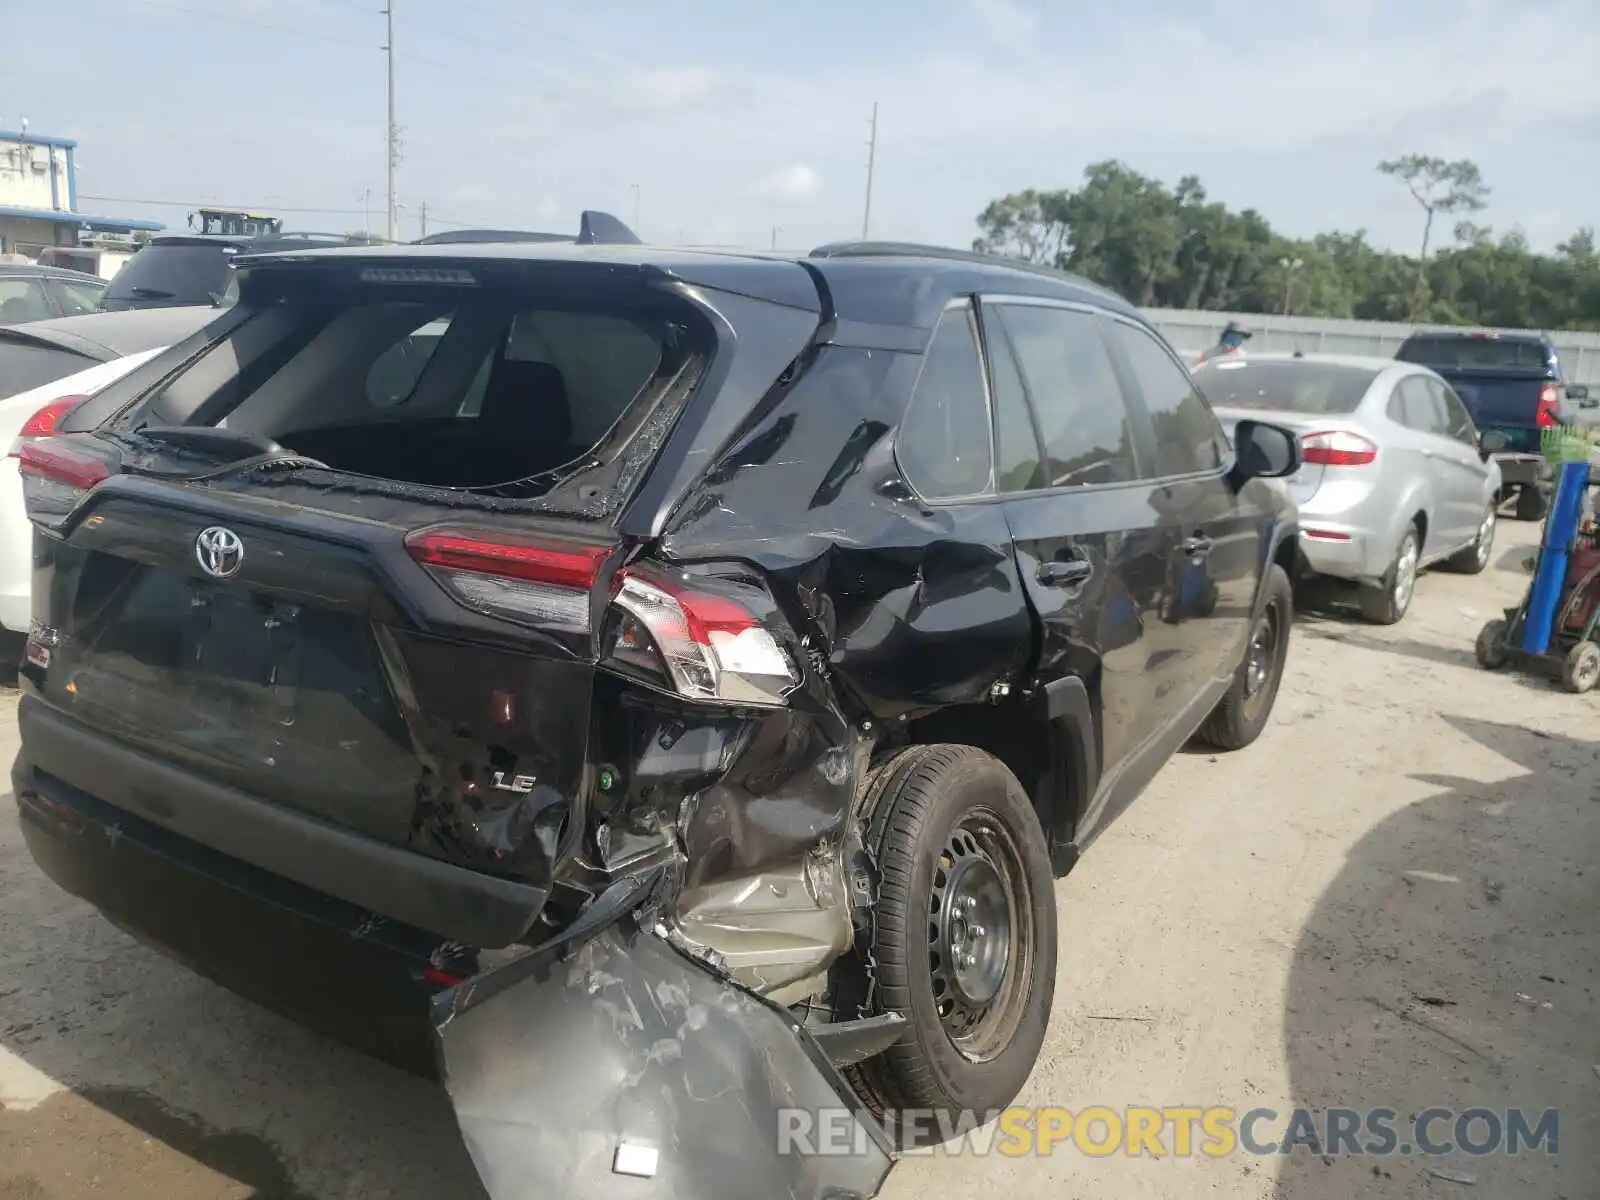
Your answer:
[0,342,97,400]
[1396,336,1551,370]
[136,283,697,503]
[1195,359,1378,415]
[103,244,235,307]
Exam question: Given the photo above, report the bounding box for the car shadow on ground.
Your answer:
[1275,715,1600,1198]
[0,847,489,1199]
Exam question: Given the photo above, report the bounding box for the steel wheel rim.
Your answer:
[928,808,1033,1062]
[1393,534,1419,611]
[1476,509,1495,569]
[1244,609,1277,699]
[1577,646,1600,690]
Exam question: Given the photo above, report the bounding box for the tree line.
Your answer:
[972,157,1600,331]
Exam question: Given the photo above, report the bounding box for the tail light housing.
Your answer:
[1300,430,1377,467]
[1537,384,1561,429]
[405,527,803,707]
[8,395,85,456]
[404,527,611,632]
[605,566,800,707]
[17,436,119,533]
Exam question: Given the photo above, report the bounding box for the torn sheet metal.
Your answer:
[435,921,894,1200]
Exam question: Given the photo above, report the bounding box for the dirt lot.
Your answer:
[2,517,1596,1200]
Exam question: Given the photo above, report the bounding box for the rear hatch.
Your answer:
[18,251,813,945]
[99,238,242,311]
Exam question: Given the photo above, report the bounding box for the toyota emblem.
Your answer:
[195,526,245,579]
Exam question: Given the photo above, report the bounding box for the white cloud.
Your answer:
[755,165,822,201]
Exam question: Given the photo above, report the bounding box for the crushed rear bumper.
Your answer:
[14,750,895,1200]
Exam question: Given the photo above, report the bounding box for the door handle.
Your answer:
[1037,559,1093,587]
[1181,534,1213,559]
[1422,448,1434,458]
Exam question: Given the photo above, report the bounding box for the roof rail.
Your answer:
[808,239,1118,297]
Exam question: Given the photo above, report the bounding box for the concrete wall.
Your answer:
[1143,307,1600,386]
[0,216,68,257]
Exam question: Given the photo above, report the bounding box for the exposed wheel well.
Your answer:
[1412,509,1428,550]
[897,699,1083,871]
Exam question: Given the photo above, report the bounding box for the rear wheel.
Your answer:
[850,745,1056,1147]
[1195,564,1292,751]
[1444,504,1496,575]
[1474,619,1509,670]
[1515,486,1547,522]
[1562,641,1600,693]
[1358,524,1419,625]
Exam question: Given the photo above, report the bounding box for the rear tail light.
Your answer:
[1300,430,1377,467]
[1537,384,1560,428]
[404,527,611,631]
[606,567,800,707]
[405,526,803,707]
[17,437,119,532]
[8,395,85,456]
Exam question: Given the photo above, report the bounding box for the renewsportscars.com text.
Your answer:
[778,1106,1559,1159]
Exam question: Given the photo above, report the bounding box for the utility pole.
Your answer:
[861,102,878,240]
[630,183,640,231]
[771,225,778,250]
[361,187,372,237]
[382,2,397,242]
[418,199,427,240]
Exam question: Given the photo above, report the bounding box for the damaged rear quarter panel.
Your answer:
[620,342,1032,1001]
[660,343,1033,721]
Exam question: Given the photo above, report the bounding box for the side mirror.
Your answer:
[1479,429,1510,457]
[1232,419,1300,481]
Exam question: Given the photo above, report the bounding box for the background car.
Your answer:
[0,306,220,634]
[0,305,217,401]
[0,348,170,634]
[98,230,392,312]
[0,263,109,325]
[1196,352,1502,624]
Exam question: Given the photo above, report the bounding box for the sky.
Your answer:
[6,0,1600,255]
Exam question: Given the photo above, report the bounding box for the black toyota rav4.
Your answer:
[13,240,1300,1199]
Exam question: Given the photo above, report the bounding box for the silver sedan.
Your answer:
[1195,352,1503,625]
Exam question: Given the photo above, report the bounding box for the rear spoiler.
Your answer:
[412,211,642,247]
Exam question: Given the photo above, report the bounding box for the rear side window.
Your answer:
[991,303,1137,489]
[0,278,53,324]
[984,317,1043,493]
[1393,376,1448,435]
[0,342,97,400]
[1107,321,1225,477]
[1432,379,1477,443]
[897,304,994,500]
[47,277,108,317]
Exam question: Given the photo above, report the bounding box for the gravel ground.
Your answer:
[2,517,1596,1200]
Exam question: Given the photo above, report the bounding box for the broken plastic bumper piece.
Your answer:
[432,874,895,1200]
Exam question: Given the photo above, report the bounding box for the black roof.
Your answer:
[0,305,218,362]
[235,239,1140,333]
[0,262,108,286]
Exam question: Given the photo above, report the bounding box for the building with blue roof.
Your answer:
[0,128,163,257]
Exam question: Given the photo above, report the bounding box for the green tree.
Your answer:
[1377,155,1490,317]
[972,162,1600,332]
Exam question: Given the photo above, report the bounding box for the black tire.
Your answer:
[1474,619,1509,670]
[1444,504,1496,575]
[1358,523,1420,625]
[1562,641,1600,693]
[1194,564,1292,751]
[1514,485,1547,522]
[850,745,1056,1146]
